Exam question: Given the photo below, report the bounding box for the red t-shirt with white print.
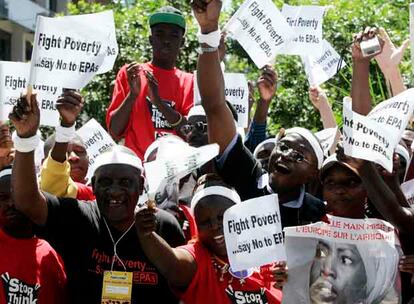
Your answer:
[0,229,67,303]
[176,241,283,304]
[106,62,194,160]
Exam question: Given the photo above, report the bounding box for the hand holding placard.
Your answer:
[9,94,40,138]
[56,90,84,127]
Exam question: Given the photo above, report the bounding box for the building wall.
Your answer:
[0,0,71,62]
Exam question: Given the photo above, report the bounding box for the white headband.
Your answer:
[144,135,185,162]
[396,144,410,173]
[93,145,143,176]
[253,138,277,158]
[187,105,206,119]
[0,168,12,179]
[191,186,241,214]
[284,127,324,169]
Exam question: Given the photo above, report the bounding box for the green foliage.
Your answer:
[68,0,413,135]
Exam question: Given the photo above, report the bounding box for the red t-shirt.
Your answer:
[0,229,67,303]
[75,182,95,201]
[107,62,194,159]
[176,241,283,304]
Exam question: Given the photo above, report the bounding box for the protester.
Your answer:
[135,173,283,304]
[320,153,367,219]
[40,90,95,200]
[192,0,326,230]
[0,166,67,303]
[9,94,185,303]
[106,6,194,159]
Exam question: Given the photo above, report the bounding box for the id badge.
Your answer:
[101,271,133,304]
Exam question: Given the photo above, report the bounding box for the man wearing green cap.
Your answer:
[107,6,194,160]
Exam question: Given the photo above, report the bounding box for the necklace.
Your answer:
[211,255,252,285]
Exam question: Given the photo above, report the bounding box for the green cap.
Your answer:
[149,6,186,31]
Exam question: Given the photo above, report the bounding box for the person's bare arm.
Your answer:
[375,28,408,96]
[356,160,414,233]
[253,65,277,124]
[145,71,188,133]
[135,207,196,288]
[192,0,236,154]
[9,94,48,225]
[108,63,141,138]
[309,86,337,129]
[351,27,384,115]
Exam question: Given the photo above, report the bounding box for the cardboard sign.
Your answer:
[194,72,249,128]
[29,10,118,89]
[280,4,325,56]
[301,39,345,86]
[368,88,414,142]
[224,194,286,272]
[342,101,394,172]
[76,119,116,180]
[401,179,414,206]
[0,61,60,126]
[144,143,219,199]
[224,0,293,68]
[282,216,400,304]
[315,127,338,157]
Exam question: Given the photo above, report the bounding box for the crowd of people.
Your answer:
[1,0,414,303]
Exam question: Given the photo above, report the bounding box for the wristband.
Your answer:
[198,46,218,54]
[170,113,183,127]
[197,28,221,48]
[55,124,76,143]
[12,132,40,153]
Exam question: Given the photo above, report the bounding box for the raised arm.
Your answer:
[40,90,84,198]
[351,27,384,115]
[145,70,188,133]
[245,66,277,152]
[375,28,408,96]
[309,86,337,129]
[135,206,196,288]
[9,94,48,225]
[192,0,236,154]
[107,63,141,139]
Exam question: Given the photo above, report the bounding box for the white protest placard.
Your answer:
[368,88,414,142]
[401,179,414,207]
[29,10,118,89]
[194,72,249,128]
[76,118,116,180]
[224,0,293,68]
[280,4,325,56]
[342,101,394,172]
[0,61,60,126]
[315,127,338,156]
[224,194,286,271]
[301,39,345,86]
[282,216,400,304]
[144,143,219,199]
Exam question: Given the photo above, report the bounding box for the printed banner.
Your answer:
[224,0,293,68]
[224,194,286,272]
[301,39,345,86]
[342,101,395,172]
[29,10,118,89]
[0,61,60,126]
[76,119,116,180]
[368,88,414,143]
[280,4,325,56]
[401,178,414,206]
[315,127,338,157]
[144,142,219,198]
[282,216,400,304]
[194,72,249,128]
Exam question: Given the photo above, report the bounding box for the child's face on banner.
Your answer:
[309,240,367,304]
